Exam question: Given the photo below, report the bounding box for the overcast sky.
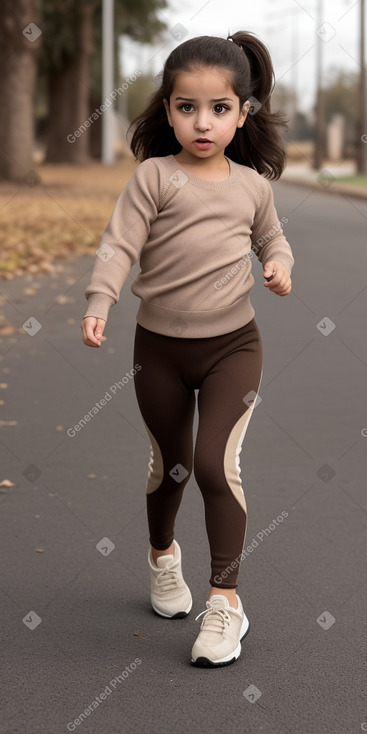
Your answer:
[120,0,362,113]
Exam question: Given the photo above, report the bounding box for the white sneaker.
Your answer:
[148,540,192,619]
[191,594,250,667]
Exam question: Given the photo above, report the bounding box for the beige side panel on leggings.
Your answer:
[223,369,263,513]
[142,420,164,494]
[223,408,253,514]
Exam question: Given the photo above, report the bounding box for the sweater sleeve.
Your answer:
[83,160,161,321]
[250,176,295,274]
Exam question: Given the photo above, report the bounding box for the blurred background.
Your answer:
[0,0,366,278]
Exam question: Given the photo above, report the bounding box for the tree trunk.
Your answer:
[45,1,94,164]
[0,1,41,181]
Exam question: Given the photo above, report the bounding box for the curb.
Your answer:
[279,174,367,201]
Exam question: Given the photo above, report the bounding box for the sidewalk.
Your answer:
[281,160,367,200]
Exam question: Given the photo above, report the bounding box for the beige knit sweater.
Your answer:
[84,154,295,338]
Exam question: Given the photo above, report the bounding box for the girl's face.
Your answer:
[163,67,250,163]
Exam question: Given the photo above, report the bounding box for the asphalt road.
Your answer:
[1,180,367,734]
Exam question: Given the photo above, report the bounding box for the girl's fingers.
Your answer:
[278,282,292,295]
[81,317,106,347]
[266,278,292,295]
[94,318,106,340]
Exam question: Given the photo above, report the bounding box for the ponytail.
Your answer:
[129,31,288,179]
[225,31,288,179]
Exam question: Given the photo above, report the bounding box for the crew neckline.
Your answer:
[166,154,237,190]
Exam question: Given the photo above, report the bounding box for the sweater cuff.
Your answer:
[83,294,116,321]
[264,255,294,275]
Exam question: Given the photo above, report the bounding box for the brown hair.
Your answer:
[128,31,288,180]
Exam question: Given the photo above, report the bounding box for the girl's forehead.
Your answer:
[171,67,236,96]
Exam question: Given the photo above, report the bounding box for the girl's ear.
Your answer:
[163,98,173,127]
[237,100,251,128]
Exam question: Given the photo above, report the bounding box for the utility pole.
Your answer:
[102,0,115,164]
[313,0,324,169]
[357,0,367,174]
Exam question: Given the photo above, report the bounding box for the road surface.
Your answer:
[0,180,366,734]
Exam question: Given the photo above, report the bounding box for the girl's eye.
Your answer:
[177,103,230,114]
[178,104,194,113]
[213,104,229,114]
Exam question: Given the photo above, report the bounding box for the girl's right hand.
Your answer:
[81,316,106,347]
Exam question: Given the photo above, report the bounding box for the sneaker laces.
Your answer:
[195,601,231,634]
[156,560,180,592]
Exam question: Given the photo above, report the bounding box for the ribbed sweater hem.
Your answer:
[135,298,256,338]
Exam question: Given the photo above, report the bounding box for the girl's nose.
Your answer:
[195,110,212,132]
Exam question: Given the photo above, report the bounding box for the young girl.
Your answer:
[81,31,295,668]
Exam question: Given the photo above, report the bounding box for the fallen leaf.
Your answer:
[0,478,16,487]
[133,632,146,639]
[56,295,76,305]
[35,548,45,553]
[0,324,18,336]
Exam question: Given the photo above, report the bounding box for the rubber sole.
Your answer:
[151,598,193,619]
[152,607,190,619]
[191,619,251,668]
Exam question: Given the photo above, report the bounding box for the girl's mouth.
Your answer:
[194,139,213,150]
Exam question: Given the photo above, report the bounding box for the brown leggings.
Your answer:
[133,318,263,589]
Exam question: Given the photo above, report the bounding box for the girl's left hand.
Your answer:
[263,261,292,296]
